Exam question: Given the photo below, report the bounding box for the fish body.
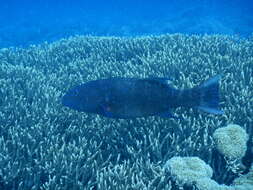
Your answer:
[62,76,223,119]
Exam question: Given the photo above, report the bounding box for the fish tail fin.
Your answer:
[197,75,224,114]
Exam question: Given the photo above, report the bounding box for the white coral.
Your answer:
[164,156,213,184]
[164,157,253,190]
[233,164,253,190]
[195,178,229,190]
[213,124,248,159]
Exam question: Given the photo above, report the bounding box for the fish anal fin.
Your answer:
[198,106,224,115]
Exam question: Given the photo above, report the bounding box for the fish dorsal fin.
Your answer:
[142,77,173,86]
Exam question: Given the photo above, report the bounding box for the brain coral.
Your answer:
[213,124,249,159]
[164,156,213,184]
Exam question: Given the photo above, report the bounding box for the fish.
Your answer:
[62,75,223,119]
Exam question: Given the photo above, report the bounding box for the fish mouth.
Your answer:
[62,93,84,112]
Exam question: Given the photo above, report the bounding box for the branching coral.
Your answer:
[0,34,252,189]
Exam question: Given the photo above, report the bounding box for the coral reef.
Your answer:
[233,164,253,189]
[213,124,248,160]
[0,34,252,189]
[164,156,253,190]
[164,157,213,185]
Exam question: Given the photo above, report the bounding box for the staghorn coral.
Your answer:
[0,34,252,189]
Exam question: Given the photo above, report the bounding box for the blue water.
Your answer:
[0,0,252,48]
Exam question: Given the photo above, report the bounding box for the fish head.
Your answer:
[62,82,103,113]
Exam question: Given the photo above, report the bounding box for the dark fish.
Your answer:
[62,75,223,119]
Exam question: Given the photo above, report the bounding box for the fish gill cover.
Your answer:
[0,34,252,189]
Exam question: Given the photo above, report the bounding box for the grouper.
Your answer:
[62,75,223,119]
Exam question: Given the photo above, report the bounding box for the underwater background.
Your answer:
[0,0,253,190]
[1,0,253,48]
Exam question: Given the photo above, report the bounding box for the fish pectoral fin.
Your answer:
[98,103,113,118]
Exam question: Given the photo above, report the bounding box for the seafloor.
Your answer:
[0,34,252,189]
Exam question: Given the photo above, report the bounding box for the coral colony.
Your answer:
[0,34,252,189]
